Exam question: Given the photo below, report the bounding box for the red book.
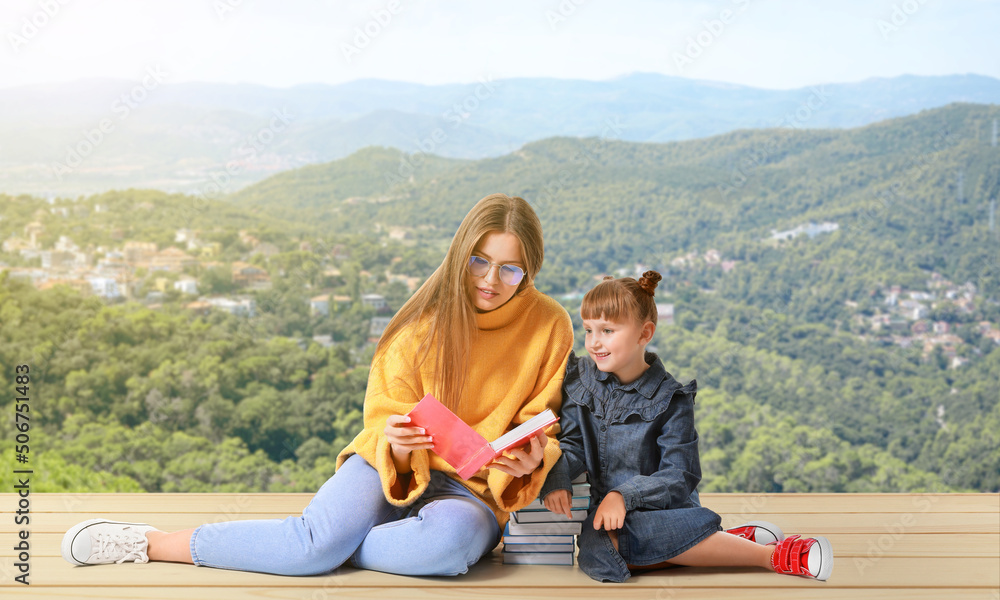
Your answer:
[406,393,559,480]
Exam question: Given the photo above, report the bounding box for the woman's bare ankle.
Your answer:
[146,529,195,564]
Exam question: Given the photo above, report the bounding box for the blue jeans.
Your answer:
[189,454,502,576]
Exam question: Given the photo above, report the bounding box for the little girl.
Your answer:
[540,271,833,583]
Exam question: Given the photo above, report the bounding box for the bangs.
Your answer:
[580,279,640,323]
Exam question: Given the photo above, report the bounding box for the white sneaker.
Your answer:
[726,520,786,545]
[62,519,158,565]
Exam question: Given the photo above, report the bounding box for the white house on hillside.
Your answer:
[173,277,199,296]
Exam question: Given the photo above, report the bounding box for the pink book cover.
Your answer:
[406,394,558,480]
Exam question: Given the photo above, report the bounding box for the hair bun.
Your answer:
[602,275,614,281]
[637,270,661,296]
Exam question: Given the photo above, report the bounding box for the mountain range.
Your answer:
[2,72,998,197]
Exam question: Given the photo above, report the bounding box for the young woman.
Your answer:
[62,193,575,576]
[541,271,834,583]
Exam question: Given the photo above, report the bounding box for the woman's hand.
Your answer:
[487,431,547,477]
[384,414,434,463]
[543,489,572,518]
[593,491,626,530]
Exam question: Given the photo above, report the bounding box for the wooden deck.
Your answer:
[2,493,997,599]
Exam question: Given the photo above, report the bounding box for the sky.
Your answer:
[1,0,998,90]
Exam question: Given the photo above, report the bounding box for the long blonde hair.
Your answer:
[374,193,545,409]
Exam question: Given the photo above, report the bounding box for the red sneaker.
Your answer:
[726,521,785,545]
[769,534,834,581]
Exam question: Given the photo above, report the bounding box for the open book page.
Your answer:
[406,394,559,479]
[489,409,558,453]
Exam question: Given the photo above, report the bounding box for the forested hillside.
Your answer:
[232,103,1000,300]
[4,73,999,196]
[2,103,998,494]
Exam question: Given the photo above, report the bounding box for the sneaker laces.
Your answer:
[93,529,150,564]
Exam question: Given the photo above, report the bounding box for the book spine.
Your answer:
[456,444,498,480]
[521,496,590,510]
[512,509,587,523]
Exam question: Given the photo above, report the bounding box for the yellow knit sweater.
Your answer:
[336,286,574,528]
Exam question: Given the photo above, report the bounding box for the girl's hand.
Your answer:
[384,414,434,461]
[487,431,547,477]
[593,491,626,531]
[543,489,572,518]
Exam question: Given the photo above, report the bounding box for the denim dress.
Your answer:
[540,352,722,582]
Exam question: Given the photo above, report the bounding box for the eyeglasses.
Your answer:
[467,255,525,286]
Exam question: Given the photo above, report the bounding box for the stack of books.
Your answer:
[501,473,590,565]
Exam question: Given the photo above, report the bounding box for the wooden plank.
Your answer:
[2,556,997,589]
[6,511,997,535]
[16,493,1000,514]
[716,512,1000,535]
[703,493,1000,514]
[6,532,998,560]
[20,493,312,515]
[5,492,998,599]
[2,587,998,600]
